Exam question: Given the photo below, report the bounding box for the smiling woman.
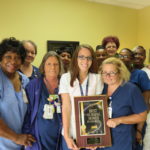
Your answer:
[97,57,147,150]
[19,40,40,80]
[102,36,120,57]
[0,37,35,150]
[23,51,64,150]
[1,52,22,76]
[59,44,104,150]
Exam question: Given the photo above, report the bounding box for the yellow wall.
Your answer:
[0,0,138,66]
[138,6,150,63]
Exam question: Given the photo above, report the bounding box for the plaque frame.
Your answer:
[74,95,112,148]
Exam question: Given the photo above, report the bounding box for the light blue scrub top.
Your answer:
[0,68,29,150]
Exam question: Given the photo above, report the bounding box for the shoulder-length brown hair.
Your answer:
[70,44,98,87]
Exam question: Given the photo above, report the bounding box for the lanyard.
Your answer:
[44,77,59,94]
[79,77,89,96]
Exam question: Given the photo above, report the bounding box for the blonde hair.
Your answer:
[99,57,130,83]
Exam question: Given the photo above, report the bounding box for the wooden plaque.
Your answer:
[74,95,112,148]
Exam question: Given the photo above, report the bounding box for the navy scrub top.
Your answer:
[37,80,62,150]
[98,82,147,150]
[130,69,150,92]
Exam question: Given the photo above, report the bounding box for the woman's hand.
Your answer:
[86,147,97,150]
[65,137,79,150]
[107,118,121,128]
[14,134,36,146]
[136,130,142,144]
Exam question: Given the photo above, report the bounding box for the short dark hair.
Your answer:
[102,36,120,49]
[56,46,73,57]
[96,45,104,51]
[133,45,146,56]
[0,37,26,63]
[120,48,134,58]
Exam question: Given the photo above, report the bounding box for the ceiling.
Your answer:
[88,0,150,9]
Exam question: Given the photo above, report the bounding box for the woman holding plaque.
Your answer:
[98,57,147,150]
[23,51,63,150]
[59,44,104,150]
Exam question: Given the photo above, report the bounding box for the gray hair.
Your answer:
[39,51,64,77]
[22,40,37,54]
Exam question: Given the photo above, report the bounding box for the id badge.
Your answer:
[43,104,54,119]
[22,89,28,103]
[108,101,112,118]
[57,105,61,113]
[108,106,112,118]
[55,102,61,113]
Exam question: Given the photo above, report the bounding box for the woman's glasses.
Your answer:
[118,54,130,59]
[78,55,92,61]
[101,71,118,77]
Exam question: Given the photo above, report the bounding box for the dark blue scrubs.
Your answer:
[98,82,147,150]
[130,69,150,150]
[19,65,40,81]
[130,69,150,92]
[37,80,62,150]
[29,66,41,80]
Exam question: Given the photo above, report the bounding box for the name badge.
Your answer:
[108,107,112,118]
[43,104,55,119]
[54,102,61,113]
[22,89,28,103]
[108,101,112,118]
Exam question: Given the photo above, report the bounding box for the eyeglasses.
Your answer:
[106,46,117,49]
[78,55,92,61]
[118,54,130,59]
[101,71,118,77]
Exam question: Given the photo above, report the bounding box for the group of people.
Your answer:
[0,36,149,150]
[95,36,150,150]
